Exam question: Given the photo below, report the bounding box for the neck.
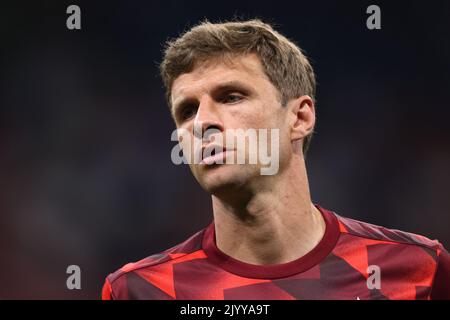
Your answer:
[211,156,326,265]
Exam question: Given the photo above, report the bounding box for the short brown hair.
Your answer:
[160,19,316,155]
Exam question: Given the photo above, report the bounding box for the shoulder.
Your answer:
[335,212,443,252]
[103,226,209,299]
[329,210,448,299]
[108,227,206,283]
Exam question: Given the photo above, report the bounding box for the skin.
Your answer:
[171,53,325,265]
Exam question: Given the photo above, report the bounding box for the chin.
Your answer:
[194,164,257,195]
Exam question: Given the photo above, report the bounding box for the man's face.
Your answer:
[170,53,295,195]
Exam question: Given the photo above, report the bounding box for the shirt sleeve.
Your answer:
[101,278,114,300]
[430,246,450,300]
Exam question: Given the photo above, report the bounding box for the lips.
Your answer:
[200,144,234,165]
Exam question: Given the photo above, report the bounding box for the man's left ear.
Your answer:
[289,95,315,142]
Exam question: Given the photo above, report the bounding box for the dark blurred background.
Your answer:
[1,0,449,299]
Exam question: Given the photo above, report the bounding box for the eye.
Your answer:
[222,94,243,104]
[180,106,197,121]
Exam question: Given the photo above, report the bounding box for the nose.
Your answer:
[193,96,223,140]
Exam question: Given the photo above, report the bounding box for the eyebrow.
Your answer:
[171,80,253,115]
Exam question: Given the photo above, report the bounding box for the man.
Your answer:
[102,19,449,300]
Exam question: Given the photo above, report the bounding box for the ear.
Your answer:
[289,95,316,142]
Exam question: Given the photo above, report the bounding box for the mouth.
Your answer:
[200,144,235,165]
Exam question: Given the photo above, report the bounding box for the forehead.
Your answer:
[171,53,272,106]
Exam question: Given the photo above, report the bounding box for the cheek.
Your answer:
[227,108,270,130]
[180,141,191,160]
[178,133,198,163]
[265,109,292,159]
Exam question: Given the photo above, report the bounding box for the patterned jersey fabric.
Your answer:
[102,205,450,300]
